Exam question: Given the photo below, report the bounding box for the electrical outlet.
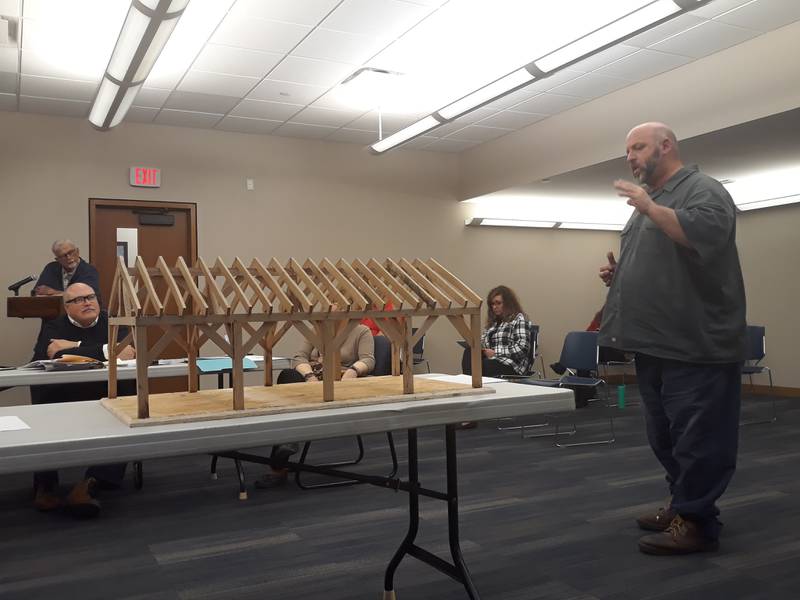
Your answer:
[246,178,255,191]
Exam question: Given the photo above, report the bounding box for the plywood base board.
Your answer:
[101,375,492,427]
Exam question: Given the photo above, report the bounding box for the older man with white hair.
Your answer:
[33,239,100,300]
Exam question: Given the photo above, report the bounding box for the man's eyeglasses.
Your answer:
[64,293,97,305]
[56,248,78,260]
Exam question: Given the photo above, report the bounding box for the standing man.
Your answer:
[598,122,746,555]
[33,239,101,301]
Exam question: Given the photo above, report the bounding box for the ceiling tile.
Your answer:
[326,128,379,144]
[650,19,762,58]
[520,69,585,96]
[569,44,640,73]
[444,125,512,142]
[230,98,303,120]
[164,91,241,114]
[154,109,223,129]
[691,0,758,19]
[20,49,100,82]
[481,87,539,111]
[229,0,340,26]
[321,0,434,39]
[211,15,312,54]
[133,87,171,109]
[0,70,16,93]
[423,138,479,153]
[0,92,15,111]
[268,56,355,87]
[192,45,284,79]
[0,0,21,17]
[428,120,465,137]
[343,110,429,133]
[178,70,259,97]
[398,135,437,150]
[273,122,338,139]
[625,13,707,48]
[20,74,97,101]
[216,115,283,134]
[550,73,633,99]
[447,107,495,126]
[19,95,89,117]
[594,49,693,81]
[512,93,586,115]
[290,105,366,127]
[249,79,326,104]
[476,110,548,129]
[124,106,158,123]
[293,28,384,64]
[713,0,800,31]
[0,47,17,72]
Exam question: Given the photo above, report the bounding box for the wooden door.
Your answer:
[89,198,197,393]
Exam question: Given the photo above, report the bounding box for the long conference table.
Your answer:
[0,374,573,599]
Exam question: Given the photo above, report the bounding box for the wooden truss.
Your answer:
[107,257,484,419]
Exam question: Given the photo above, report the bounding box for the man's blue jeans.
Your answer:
[635,353,742,540]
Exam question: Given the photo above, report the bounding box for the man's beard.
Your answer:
[635,149,660,186]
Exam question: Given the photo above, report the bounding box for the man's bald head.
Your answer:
[624,122,683,188]
[64,282,100,326]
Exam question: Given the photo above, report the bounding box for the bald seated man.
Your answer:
[30,283,136,518]
[33,239,101,301]
[598,122,746,555]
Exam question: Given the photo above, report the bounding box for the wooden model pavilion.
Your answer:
[107,257,484,420]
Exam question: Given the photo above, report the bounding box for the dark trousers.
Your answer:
[635,353,741,539]
[461,348,518,377]
[271,369,305,463]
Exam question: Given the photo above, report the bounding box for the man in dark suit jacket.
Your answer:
[31,283,135,518]
[33,239,101,302]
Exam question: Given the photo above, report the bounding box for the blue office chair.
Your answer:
[516,331,615,447]
[741,325,776,425]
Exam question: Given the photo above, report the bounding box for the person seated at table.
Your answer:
[461,285,532,377]
[30,283,135,518]
[256,323,375,489]
[360,300,395,336]
[33,239,101,301]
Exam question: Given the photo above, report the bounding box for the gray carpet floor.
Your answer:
[0,388,797,600]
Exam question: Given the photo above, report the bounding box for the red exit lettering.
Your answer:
[130,166,160,187]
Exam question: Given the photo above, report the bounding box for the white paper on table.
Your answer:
[0,416,30,431]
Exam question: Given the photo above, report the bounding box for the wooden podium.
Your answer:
[6,296,63,319]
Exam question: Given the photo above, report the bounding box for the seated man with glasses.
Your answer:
[29,283,136,518]
[33,239,101,301]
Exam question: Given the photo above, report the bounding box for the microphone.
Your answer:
[8,275,37,296]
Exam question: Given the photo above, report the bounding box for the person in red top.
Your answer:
[361,300,395,336]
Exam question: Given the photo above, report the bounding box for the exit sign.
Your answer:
[130,166,161,188]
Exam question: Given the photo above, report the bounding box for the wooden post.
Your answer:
[321,321,336,402]
[135,325,149,419]
[108,324,118,399]
[187,324,198,393]
[230,321,244,410]
[470,312,482,388]
[391,341,401,376]
[402,318,414,394]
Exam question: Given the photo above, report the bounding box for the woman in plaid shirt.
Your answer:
[461,285,532,377]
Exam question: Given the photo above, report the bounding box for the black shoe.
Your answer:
[550,362,567,375]
[271,444,298,468]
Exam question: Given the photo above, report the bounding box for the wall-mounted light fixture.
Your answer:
[465,218,623,230]
[89,0,190,130]
[372,0,712,154]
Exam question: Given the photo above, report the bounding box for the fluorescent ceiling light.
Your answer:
[735,195,800,212]
[371,115,442,153]
[439,68,536,120]
[535,0,681,73]
[558,222,625,231]
[466,218,558,228]
[723,165,800,211]
[90,0,189,130]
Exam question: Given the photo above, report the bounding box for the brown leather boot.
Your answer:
[65,477,101,518]
[638,515,719,555]
[636,498,676,531]
[33,486,63,512]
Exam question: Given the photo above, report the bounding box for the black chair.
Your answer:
[411,327,431,373]
[294,334,398,489]
[516,331,615,447]
[741,325,776,425]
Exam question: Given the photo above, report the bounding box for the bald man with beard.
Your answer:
[598,122,746,555]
